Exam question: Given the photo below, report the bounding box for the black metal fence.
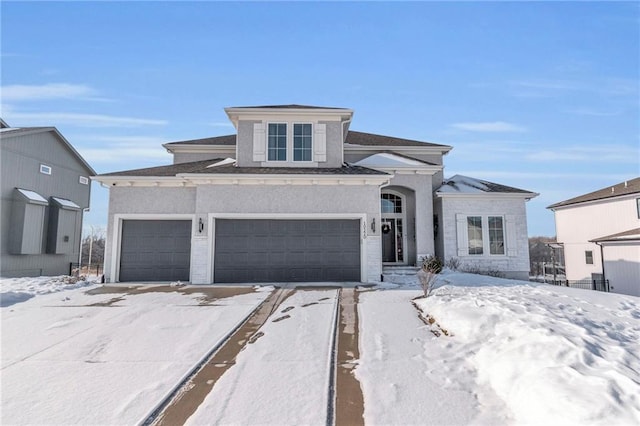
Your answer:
[547,279,610,292]
[69,263,103,277]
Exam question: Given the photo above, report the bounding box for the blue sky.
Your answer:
[2,1,638,236]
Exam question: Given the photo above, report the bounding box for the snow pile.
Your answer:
[0,275,96,307]
[413,270,640,425]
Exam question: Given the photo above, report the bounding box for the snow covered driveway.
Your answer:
[183,288,339,425]
[1,284,272,425]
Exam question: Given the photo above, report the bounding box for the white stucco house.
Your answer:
[94,104,537,284]
[548,178,640,297]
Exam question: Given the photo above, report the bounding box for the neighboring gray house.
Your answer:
[0,121,95,277]
[95,104,536,284]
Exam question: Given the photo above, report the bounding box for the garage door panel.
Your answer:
[120,220,191,282]
[214,219,360,283]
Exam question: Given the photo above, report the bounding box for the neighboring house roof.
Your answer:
[164,130,450,149]
[0,126,96,175]
[436,174,537,196]
[548,177,640,209]
[0,118,9,128]
[590,228,640,243]
[98,158,387,177]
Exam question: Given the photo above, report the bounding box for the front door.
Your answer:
[381,191,406,264]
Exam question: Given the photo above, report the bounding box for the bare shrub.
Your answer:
[445,257,461,271]
[461,265,505,278]
[418,255,443,297]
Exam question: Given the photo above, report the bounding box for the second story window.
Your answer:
[40,164,52,175]
[293,123,312,161]
[268,123,287,161]
[636,198,640,219]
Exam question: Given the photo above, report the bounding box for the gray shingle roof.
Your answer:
[345,130,449,148]
[99,159,387,177]
[165,130,450,148]
[548,177,640,209]
[437,175,535,195]
[165,134,236,146]
[229,104,348,110]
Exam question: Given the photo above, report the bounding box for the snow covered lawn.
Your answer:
[358,271,640,425]
[2,273,639,425]
[1,280,272,425]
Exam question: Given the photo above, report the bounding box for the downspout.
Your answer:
[595,241,607,291]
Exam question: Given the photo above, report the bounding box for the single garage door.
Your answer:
[214,219,361,283]
[119,220,191,282]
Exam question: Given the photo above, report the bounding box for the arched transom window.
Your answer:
[381,193,402,214]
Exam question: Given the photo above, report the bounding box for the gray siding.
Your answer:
[1,131,92,277]
[321,121,343,168]
[103,187,197,281]
[236,119,343,168]
[236,119,261,167]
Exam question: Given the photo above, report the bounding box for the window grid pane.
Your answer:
[488,216,505,255]
[467,216,483,255]
[268,123,287,161]
[293,124,312,161]
[381,193,402,213]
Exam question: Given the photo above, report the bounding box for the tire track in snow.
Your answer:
[145,287,294,426]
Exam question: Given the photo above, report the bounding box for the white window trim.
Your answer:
[266,122,288,162]
[79,176,89,185]
[292,122,314,163]
[40,164,52,175]
[264,122,317,166]
[459,214,508,258]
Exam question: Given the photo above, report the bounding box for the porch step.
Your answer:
[382,266,420,285]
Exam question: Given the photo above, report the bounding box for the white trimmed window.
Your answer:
[293,123,312,161]
[457,214,514,257]
[261,122,318,163]
[40,164,52,175]
[79,176,89,185]
[267,123,287,161]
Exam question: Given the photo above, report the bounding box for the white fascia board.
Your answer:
[93,174,390,187]
[163,144,236,154]
[224,108,354,128]
[369,165,442,175]
[344,143,453,155]
[91,176,191,187]
[436,192,539,200]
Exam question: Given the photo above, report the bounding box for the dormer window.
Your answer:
[268,123,287,161]
[293,123,312,161]
[266,122,314,162]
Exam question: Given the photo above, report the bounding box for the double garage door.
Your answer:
[119,219,361,283]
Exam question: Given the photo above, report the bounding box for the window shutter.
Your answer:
[456,214,469,256]
[253,122,266,162]
[314,123,326,162]
[506,215,517,256]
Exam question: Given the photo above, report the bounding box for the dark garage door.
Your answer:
[119,220,191,282]
[214,219,361,283]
